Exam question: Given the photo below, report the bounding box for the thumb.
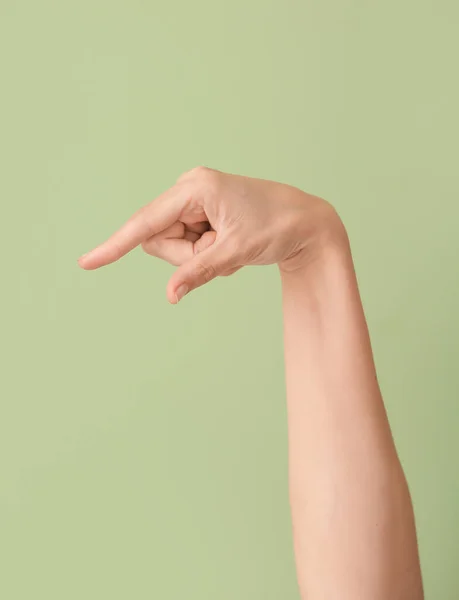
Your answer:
[167,237,234,304]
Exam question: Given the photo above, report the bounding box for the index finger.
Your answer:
[78,185,187,270]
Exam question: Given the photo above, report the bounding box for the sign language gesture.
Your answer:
[77,166,424,599]
[78,167,338,302]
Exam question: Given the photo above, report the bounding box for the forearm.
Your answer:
[280,225,423,599]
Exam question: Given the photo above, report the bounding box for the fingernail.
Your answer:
[78,252,89,261]
[175,284,188,303]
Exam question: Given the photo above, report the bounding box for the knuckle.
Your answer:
[194,261,217,283]
[178,165,208,181]
[140,238,157,255]
[137,205,156,238]
[192,165,210,177]
[177,166,220,197]
[193,165,219,187]
[202,170,220,192]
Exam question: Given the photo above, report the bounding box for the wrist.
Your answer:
[278,215,362,341]
[278,200,351,279]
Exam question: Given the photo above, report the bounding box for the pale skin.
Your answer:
[78,166,424,599]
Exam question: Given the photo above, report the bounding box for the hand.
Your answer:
[78,166,340,303]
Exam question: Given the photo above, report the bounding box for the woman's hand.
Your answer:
[78,166,342,303]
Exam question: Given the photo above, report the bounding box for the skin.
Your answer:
[78,166,424,599]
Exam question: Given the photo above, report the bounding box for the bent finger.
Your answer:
[143,238,195,266]
[166,238,236,303]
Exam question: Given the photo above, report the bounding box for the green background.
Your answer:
[1,1,458,598]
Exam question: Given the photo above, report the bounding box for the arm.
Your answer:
[280,221,423,599]
[78,167,424,598]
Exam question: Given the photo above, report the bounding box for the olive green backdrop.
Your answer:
[1,1,458,598]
